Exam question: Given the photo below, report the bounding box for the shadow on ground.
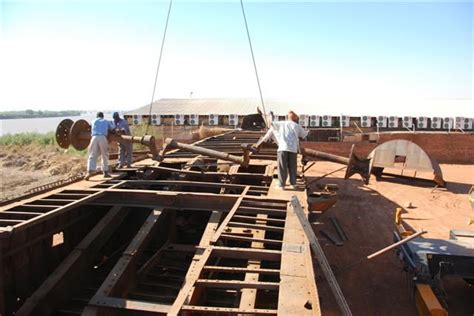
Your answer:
[306,175,474,316]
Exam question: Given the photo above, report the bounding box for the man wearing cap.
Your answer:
[85,112,114,180]
[253,111,308,189]
[113,112,133,168]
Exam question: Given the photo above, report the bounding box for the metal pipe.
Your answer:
[302,148,349,165]
[158,138,252,167]
[118,135,157,157]
[301,145,372,184]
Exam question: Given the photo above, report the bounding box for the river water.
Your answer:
[0,114,99,136]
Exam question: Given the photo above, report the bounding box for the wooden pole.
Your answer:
[367,230,426,260]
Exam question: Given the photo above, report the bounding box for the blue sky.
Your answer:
[1,0,472,115]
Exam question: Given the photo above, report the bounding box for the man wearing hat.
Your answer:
[253,110,308,190]
[85,112,114,180]
[113,112,133,168]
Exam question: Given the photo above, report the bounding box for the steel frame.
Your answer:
[0,130,320,315]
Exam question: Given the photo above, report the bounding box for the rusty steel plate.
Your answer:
[70,119,91,151]
[55,119,73,149]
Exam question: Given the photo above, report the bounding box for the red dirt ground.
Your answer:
[305,162,474,316]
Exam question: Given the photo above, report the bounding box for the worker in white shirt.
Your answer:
[254,111,308,189]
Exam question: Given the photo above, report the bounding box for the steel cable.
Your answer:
[146,0,173,134]
[240,0,269,127]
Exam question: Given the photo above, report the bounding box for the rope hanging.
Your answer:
[144,0,268,131]
[240,0,269,127]
[146,0,173,134]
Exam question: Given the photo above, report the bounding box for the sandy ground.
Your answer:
[0,144,87,201]
[305,161,474,315]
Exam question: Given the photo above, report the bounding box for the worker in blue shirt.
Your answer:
[85,112,114,180]
[113,112,133,168]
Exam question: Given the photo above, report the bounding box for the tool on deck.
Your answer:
[330,217,348,241]
[367,229,426,259]
[320,229,344,246]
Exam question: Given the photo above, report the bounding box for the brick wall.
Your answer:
[302,132,474,164]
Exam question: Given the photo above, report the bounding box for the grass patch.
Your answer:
[0,132,56,146]
[0,132,87,156]
[130,125,163,139]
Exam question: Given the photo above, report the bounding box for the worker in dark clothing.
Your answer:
[113,112,133,168]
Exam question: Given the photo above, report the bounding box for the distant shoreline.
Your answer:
[0,110,84,120]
